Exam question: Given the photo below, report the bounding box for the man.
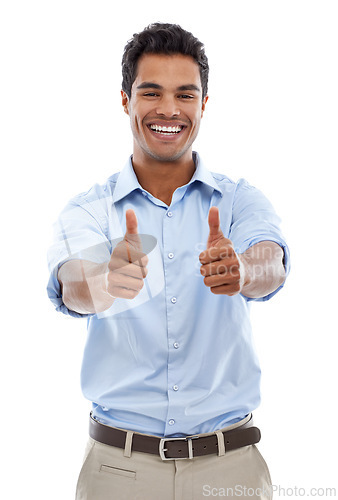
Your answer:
[47,23,289,500]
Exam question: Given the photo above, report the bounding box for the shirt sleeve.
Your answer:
[229,178,290,302]
[46,192,112,318]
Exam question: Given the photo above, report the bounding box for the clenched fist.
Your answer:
[199,207,247,296]
[106,209,149,299]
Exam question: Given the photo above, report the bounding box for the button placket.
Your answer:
[163,206,182,435]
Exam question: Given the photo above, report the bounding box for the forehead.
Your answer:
[132,53,202,90]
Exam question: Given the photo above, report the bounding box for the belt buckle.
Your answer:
[159,435,199,460]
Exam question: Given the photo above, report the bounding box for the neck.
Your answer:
[131,150,196,206]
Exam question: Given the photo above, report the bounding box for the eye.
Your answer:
[178,94,194,99]
[143,92,159,97]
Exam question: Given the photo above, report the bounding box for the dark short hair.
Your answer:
[122,23,209,99]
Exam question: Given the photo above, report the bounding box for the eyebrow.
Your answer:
[136,82,200,92]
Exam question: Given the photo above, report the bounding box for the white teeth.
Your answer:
[150,124,183,134]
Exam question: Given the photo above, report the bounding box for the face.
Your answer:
[121,53,208,164]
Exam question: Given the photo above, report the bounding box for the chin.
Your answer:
[149,150,188,162]
[144,142,192,162]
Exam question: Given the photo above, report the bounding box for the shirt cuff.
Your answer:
[238,237,290,302]
[47,263,92,318]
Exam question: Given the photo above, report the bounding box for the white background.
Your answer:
[1,1,337,498]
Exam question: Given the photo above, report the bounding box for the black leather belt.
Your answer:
[89,414,261,460]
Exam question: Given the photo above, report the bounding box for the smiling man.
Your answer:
[47,23,290,500]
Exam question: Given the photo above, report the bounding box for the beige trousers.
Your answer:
[76,416,272,500]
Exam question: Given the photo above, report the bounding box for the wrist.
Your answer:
[238,253,252,292]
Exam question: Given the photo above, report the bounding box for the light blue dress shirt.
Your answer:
[47,152,290,437]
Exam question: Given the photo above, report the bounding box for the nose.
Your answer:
[155,94,180,117]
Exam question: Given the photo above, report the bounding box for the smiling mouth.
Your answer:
[148,124,184,135]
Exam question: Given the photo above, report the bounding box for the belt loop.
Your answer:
[215,430,226,457]
[123,431,134,458]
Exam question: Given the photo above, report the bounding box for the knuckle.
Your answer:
[109,286,121,298]
[230,283,241,294]
[219,249,228,260]
[110,273,120,286]
[209,247,219,260]
[122,288,135,299]
[216,264,226,275]
[199,252,206,263]
[141,253,149,266]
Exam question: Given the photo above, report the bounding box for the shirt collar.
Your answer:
[112,152,222,203]
[189,152,223,195]
[112,157,142,203]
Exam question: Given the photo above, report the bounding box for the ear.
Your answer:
[121,90,130,115]
[201,95,208,117]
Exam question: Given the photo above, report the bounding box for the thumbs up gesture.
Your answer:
[199,207,246,296]
[106,209,149,299]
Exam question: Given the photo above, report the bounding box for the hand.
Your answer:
[106,209,148,299]
[199,207,247,296]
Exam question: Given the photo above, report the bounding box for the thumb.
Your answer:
[125,209,138,235]
[207,206,224,248]
[125,209,142,255]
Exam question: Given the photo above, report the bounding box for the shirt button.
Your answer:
[173,342,179,349]
[168,419,175,425]
[167,211,173,217]
[171,297,177,304]
[173,385,179,391]
[168,252,174,259]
